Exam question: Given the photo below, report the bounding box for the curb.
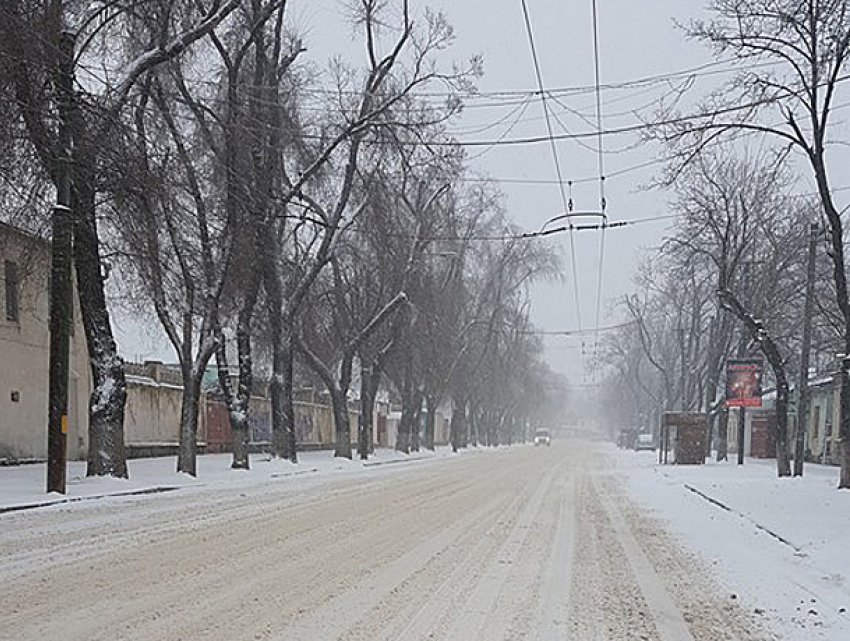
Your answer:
[362,455,435,468]
[0,485,182,515]
[683,483,801,551]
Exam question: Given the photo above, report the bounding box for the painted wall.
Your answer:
[0,225,91,461]
[807,378,839,464]
[123,362,359,450]
[124,374,203,446]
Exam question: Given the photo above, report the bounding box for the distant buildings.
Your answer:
[726,375,840,464]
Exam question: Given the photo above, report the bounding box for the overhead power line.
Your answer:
[335,212,678,243]
[102,53,776,100]
[519,0,585,377]
[142,81,850,150]
[525,320,638,336]
[590,0,608,385]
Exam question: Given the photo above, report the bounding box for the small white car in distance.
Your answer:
[635,433,655,451]
[534,429,551,446]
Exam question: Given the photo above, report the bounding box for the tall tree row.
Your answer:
[603,149,823,477]
[1,0,563,478]
[649,0,850,486]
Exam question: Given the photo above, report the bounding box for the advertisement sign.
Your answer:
[725,358,763,407]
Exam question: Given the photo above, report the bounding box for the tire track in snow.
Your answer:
[593,474,696,641]
[566,474,608,641]
[0,449,536,641]
[439,463,558,640]
[360,468,543,641]
[535,473,577,641]
[0,458,485,582]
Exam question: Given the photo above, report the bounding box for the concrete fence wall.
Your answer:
[123,363,363,455]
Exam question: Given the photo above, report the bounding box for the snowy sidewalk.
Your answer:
[614,446,850,641]
[0,446,463,514]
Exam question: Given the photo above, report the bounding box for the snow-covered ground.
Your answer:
[616,446,850,641]
[0,446,461,513]
[3,441,846,640]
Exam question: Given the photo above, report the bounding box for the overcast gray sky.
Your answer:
[117,0,718,385]
[361,0,712,385]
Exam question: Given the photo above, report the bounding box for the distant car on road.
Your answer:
[617,429,635,449]
[533,429,551,446]
[635,433,655,451]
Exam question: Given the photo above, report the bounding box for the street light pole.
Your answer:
[46,30,76,494]
[794,222,818,476]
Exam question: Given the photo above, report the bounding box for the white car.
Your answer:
[534,429,551,446]
[635,433,655,451]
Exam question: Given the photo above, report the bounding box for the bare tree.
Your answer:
[656,0,850,486]
[664,150,809,475]
[0,0,241,478]
[261,0,478,461]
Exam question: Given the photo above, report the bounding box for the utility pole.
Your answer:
[704,316,718,458]
[47,31,75,494]
[678,326,687,410]
[737,407,746,465]
[735,323,749,466]
[794,222,818,476]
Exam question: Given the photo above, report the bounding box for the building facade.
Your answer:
[726,375,840,464]
[0,223,91,461]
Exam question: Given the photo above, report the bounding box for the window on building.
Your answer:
[5,260,19,322]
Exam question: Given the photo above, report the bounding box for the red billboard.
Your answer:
[725,358,763,407]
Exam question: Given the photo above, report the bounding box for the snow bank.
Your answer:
[615,446,850,641]
[0,446,464,514]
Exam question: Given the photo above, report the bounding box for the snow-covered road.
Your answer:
[1,442,775,640]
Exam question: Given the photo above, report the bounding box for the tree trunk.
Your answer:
[395,356,414,454]
[410,388,423,453]
[719,289,791,476]
[705,410,716,459]
[410,411,420,452]
[716,406,729,461]
[269,328,286,458]
[460,400,470,448]
[70,111,128,478]
[424,394,437,451]
[265,237,297,462]
[331,386,352,459]
[775,382,792,477]
[177,369,203,476]
[794,222,818,476]
[396,406,411,454]
[397,387,417,455]
[215,319,254,470]
[232,270,260,469]
[704,316,720,459]
[470,406,480,446]
[77,222,129,478]
[506,413,515,445]
[229,405,251,470]
[368,360,382,453]
[397,384,421,455]
[810,152,850,488]
[358,361,373,460]
[450,398,465,452]
[270,329,297,462]
[281,330,298,462]
[232,320,253,469]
